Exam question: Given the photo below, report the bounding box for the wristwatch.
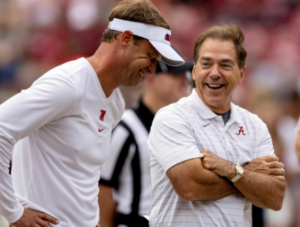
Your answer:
[230,164,244,183]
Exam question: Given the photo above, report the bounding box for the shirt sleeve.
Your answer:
[148,108,203,173]
[255,122,275,158]
[99,122,135,189]
[0,75,77,223]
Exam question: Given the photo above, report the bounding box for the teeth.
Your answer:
[140,71,145,78]
[208,84,221,88]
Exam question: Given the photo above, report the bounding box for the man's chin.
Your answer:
[122,76,140,87]
[205,99,231,113]
[202,96,221,106]
[128,74,143,87]
[126,79,141,87]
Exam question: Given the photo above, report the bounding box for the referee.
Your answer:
[98,59,193,227]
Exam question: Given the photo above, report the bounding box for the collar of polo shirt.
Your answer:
[189,89,242,124]
[108,18,185,66]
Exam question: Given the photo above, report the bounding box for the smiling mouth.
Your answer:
[206,83,224,89]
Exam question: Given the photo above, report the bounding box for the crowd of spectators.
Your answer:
[0,0,300,226]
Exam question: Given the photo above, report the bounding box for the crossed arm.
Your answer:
[167,157,237,201]
[167,151,285,210]
[201,150,285,210]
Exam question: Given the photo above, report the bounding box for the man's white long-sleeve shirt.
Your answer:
[0,58,125,226]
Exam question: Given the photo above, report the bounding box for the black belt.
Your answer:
[115,213,149,227]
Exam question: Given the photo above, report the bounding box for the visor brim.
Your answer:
[149,40,185,66]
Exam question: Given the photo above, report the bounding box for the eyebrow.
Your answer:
[200,57,212,62]
[220,59,234,65]
[149,51,161,60]
[200,57,235,65]
[148,52,161,59]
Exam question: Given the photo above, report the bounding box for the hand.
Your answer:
[200,149,235,179]
[244,156,285,180]
[11,208,59,227]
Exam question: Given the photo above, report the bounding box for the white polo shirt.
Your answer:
[148,89,274,227]
[0,58,125,226]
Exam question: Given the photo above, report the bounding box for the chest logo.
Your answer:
[98,110,106,133]
[236,126,246,135]
[202,123,211,127]
[100,110,106,121]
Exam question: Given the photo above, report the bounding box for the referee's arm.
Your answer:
[98,122,134,227]
[98,184,115,227]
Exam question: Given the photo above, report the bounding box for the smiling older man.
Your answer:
[148,24,285,227]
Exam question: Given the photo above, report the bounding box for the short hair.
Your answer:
[193,25,247,69]
[101,0,170,43]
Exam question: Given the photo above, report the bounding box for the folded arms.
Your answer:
[167,152,285,210]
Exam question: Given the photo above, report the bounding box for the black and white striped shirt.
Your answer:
[99,100,154,218]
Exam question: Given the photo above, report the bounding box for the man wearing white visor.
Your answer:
[107,18,184,67]
[0,0,184,227]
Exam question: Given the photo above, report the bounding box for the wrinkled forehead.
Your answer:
[198,38,238,63]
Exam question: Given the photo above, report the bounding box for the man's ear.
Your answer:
[238,67,246,84]
[119,30,134,48]
[192,65,196,80]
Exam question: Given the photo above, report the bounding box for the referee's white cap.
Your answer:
[108,18,185,66]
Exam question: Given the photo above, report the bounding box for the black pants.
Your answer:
[115,213,149,227]
[252,205,264,227]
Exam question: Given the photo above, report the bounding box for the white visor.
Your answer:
[108,18,185,66]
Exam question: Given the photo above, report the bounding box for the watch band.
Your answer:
[231,173,242,183]
[230,164,244,183]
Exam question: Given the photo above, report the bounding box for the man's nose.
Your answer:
[209,64,221,79]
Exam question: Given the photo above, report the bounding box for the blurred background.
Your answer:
[0,0,300,226]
